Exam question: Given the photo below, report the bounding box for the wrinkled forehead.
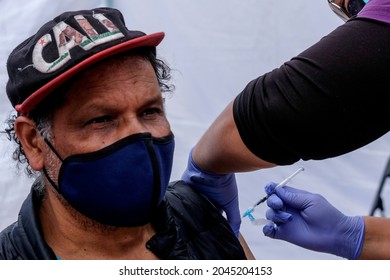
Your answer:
[65,53,157,93]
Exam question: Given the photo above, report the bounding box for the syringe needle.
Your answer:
[254,167,304,207]
[243,167,304,220]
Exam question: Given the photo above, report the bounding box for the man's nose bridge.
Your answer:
[123,116,147,136]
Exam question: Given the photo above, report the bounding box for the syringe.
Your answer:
[242,167,304,222]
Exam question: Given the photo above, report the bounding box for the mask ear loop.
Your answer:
[42,137,64,192]
[43,168,60,191]
[43,138,64,161]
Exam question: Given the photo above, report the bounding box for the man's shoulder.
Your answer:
[0,184,54,260]
[165,180,226,227]
[166,180,218,212]
[0,220,21,260]
[162,180,246,259]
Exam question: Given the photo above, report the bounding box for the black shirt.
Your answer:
[233,18,390,165]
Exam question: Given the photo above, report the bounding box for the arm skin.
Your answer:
[359,216,390,259]
[192,101,275,174]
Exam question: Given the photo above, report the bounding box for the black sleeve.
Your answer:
[233,18,390,165]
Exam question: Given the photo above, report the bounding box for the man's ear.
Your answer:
[14,116,45,171]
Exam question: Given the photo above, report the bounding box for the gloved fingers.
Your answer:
[274,186,315,210]
[264,182,278,195]
[265,183,310,210]
[277,186,311,196]
[263,223,277,238]
[265,208,292,223]
[267,193,284,209]
[265,182,310,196]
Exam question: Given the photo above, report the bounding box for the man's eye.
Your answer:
[142,108,163,117]
[85,115,113,125]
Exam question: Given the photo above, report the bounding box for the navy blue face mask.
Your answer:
[44,132,174,227]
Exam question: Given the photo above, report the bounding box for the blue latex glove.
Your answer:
[263,182,365,259]
[181,150,241,237]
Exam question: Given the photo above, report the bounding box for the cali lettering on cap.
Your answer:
[32,13,125,73]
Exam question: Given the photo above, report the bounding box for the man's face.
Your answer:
[46,55,170,164]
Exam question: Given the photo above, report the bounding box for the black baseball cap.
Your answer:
[6,7,165,115]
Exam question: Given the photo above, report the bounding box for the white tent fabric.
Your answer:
[0,0,389,259]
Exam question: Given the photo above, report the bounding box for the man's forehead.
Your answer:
[60,57,159,103]
[71,54,156,84]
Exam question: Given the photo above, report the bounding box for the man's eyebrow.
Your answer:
[76,102,115,112]
[74,95,164,114]
[139,95,165,107]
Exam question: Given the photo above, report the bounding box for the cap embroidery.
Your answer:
[32,12,124,74]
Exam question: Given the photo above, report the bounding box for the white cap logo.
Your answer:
[32,13,124,73]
